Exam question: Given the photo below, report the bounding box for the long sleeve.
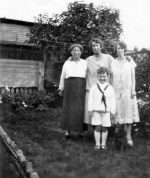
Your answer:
[88,84,116,113]
[59,63,66,90]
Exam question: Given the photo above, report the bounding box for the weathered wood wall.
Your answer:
[0,20,45,91]
[0,22,30,43]
[0,59,44,90]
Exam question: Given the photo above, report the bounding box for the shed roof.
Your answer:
[0,17,34,26]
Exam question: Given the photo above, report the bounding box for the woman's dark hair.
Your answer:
[69,44,83,53]
[89,38,103,49]
[97,67,110,76]
[116,41,127,52]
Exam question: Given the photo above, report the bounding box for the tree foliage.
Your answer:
[27,1,122,71]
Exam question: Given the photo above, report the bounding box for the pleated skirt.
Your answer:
[61,77,86,132]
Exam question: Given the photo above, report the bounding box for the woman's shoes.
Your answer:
[94,145,107,151]
[127,139,134,147]
[94,145,100,151]
[101,145,107,150]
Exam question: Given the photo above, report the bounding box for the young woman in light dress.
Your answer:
[84,38,114,127]
[110,41,140,147]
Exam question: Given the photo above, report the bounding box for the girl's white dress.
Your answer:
[110,58,140,124]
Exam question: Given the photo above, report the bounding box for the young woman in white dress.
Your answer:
[110,41,140,147]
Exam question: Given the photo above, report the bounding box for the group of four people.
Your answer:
[58,38,139,150]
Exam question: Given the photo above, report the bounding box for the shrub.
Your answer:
[1,89,27,114]
[1,85,61,120]
[138,97,150,137]
[26,90,55,110]
[44,80,62,107]
[134,52,150,137]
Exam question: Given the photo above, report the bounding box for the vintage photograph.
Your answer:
[0,0,150,177]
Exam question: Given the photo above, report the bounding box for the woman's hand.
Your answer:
[59,90,64,97]
[126,56,133,62]
[131,89,136,99]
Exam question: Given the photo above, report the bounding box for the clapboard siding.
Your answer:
[0,59,44,89]
[0,19,44,90]
[0,23,30,43]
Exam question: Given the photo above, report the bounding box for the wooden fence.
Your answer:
[0,87,38,95]
[125,51,150,64]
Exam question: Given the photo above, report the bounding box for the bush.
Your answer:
[138,97,150,137]
[134,52,150,137]
[1,85,61,120]
[1,90,27,114]
[26,90,55,110]
[44,80,62,107]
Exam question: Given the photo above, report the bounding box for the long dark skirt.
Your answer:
[61,77,86,133]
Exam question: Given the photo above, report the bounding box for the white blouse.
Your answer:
[59,59,87,90]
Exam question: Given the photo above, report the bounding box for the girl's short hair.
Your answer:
[116,41,127,52]
[69,44,83,53]
[97,67,110,76]
[90,38,103,49]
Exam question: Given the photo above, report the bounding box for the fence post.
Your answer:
[38,62,44,91]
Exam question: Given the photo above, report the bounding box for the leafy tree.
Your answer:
[27,1,122,75]
[140,48,148,52]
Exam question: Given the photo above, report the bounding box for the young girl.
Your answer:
[88,67,116,150]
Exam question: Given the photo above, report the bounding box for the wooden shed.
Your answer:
[0,18,44,93]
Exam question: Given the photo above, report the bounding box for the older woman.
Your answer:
[110,41,140,147]
[59,44,87,139]
[84,38,114,125]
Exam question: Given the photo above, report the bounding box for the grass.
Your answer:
[1,106,150,178]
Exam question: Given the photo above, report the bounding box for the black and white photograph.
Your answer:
[0,0,150,177]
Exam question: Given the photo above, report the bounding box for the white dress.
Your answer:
[111,58,140,124]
